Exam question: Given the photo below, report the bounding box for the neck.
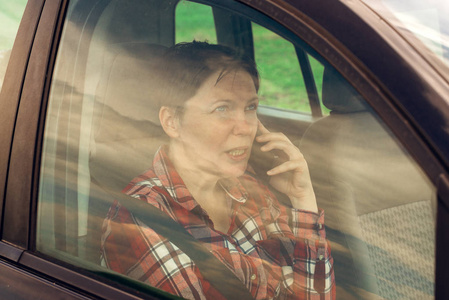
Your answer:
[168,144,223,206]
[166,144,231,232]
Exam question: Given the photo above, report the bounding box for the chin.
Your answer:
[221,164,247,178]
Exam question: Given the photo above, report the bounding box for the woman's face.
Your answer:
[170,69,259,179]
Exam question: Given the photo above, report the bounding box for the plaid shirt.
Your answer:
[101,147,335,299]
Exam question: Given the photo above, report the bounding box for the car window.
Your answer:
[175,0,326,116]
[37,0,437,299]
[252,22,325,114]
[0,0,27,92]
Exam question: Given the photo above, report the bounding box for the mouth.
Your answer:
[226,147,249,161]
[229,149,245,156]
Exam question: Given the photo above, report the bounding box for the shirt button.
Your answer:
[251,274,257,280]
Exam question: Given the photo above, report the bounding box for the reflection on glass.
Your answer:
[0,0,27,91]
[364,0,449,68]
[300,66,436,300]
[37,0,437,299]
[99,41,335,299]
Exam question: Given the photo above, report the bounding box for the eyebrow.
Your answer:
[211,97,259,105]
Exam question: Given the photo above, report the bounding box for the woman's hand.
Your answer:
[255,121,318,213]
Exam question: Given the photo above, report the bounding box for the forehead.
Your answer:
[194,69,258,99]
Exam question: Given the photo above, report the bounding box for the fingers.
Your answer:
[256,131,290,144]
[256,122,303,161]
[267,160,305,176]
[259,140,302,161]
[256,121,292,145]
[257,121,291,146]
[256,120,306,167]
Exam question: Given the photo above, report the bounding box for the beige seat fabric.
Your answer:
[300,67,434,299]
[86,42,168,263]
[90,42,168,190]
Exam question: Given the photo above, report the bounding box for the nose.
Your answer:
[232,112,256,136]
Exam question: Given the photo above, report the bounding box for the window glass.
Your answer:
[0,0,27,92]
[37,0,436,299]
[176,1,217,44]
[363,0,449,70]
[175,1,326,115]
[252,23,326,114]
[252,22,309,112]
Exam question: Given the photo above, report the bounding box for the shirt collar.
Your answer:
[152,145,199,211]
[153,146,248,211]
[219,177,248,203]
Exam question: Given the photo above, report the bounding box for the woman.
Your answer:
[101,41,335,299]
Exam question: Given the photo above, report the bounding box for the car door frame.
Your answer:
[0,0,448,299]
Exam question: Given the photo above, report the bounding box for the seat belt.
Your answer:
[109,189,255,300]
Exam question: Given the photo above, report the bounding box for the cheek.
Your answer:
[204,123,232,144]
[248,117,259,138]
[184,119,227,145]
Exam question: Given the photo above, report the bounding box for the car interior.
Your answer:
[300,66,435,299]
[36,0,437,299]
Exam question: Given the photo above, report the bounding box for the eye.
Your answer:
[214,105,228,112]
[246,103,258,111]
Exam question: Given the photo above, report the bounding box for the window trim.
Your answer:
[296,47,322,117]
[3,0,66,249]
[0,0,45,240]
[436,174,449,299]
[18,251,170,299]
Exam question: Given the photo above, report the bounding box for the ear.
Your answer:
[159,106,180,138]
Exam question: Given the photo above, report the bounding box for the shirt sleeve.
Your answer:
[290,208,334,299]
[290,208,325,240]
[255,185,336,299]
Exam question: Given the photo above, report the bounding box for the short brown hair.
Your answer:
[154,41,259,109]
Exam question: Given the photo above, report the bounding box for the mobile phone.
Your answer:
[250,124,288,182]
[250,136,292,206]
[250,141,276,182]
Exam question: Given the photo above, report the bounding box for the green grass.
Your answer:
[175,0,325,113]
[176,1,217,44]
[252,23,325,112]
[0,0,27,50]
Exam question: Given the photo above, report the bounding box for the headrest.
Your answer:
[322,66,368,113]
[93,43,167,142]
[90,43,169,190]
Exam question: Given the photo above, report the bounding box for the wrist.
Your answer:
[289,191,318,213]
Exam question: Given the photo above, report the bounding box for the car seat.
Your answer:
[85,42,168,263]
[299,67,435,299]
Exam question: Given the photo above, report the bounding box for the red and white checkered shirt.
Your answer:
[101,147,335,299]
